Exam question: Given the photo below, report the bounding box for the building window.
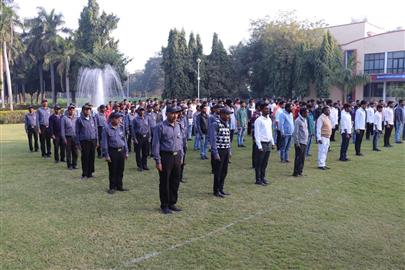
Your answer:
[364,83,384,97]
[344,50,355,67]
[387,51,405,73]
[364,53,385,74]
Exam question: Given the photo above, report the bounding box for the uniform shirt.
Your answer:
[279,110,294,136]
[132,115,150,137]
[152,120,184,165]
[293,114,308,145]
[179,116,188,146]
[354,108,366,130]
[374,111,383,131]
[61,114,77,140]
[24,112,37,132]
[254,115,274,150]
[366,107,375,124]
[124,113,137,134]
[49,114,63,137]
[383,107,394,125]
[36,107,51,127]
[146,111,157,129]
[101,123,128,158]
[340,111,352,134]
[75,115,98,144]
[95,112,107,128]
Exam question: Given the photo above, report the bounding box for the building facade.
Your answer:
[327,21,405,101]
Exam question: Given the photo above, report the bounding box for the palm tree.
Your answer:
[332,57,370,103]
[25,7,67,105]
[0,1,22,110]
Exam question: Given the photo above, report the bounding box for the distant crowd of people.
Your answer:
[23,97,405,214]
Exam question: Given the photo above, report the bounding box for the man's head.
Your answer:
[322,106,330,116]
[377,104,383,112]
[388,101,394,108]
[300,107,308,118]
[166,106,180,123]
[343,103,351,112]
[399,100,404,107]
[82,105,92,117]
[99,105,106,113]
[54,105,61,114]
[260,103,270,116]
[68,104,75,116]
[28,106,34,113]
[219,108,232,122]
[240,101,246,108]
[369,102,375,108]
[42,99,48,108]
[285,103,292,113]
[138,107,145,117]
[110,112,123,126]
[360,100,367,109]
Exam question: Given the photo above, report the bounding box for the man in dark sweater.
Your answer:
[49,104,65,163]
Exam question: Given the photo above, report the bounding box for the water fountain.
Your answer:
[76,65,125,107]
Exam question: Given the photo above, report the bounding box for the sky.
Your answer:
[15,0,405,72]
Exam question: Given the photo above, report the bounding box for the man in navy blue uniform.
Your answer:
[24,105,39,152]
[132,107,151,171]
[49,104,65,163]
[36,99,52,158]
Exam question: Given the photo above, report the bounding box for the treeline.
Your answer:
[0,0,129,110]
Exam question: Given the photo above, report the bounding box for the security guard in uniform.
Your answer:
[178,104,188,183]
[101,112,129,194]
[152,106,184,214]
[210,108,232,198]
[36,99,52,158]
[24,106,39,152]
[132,107,150,171]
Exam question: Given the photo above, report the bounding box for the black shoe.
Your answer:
[117,188,129,192]
[30,149,33,152]
[395,141,403,144]
[214,192,225,198]
[324,166,331,170]
[81,176,87,180]
[88,174,95,178]
[54,160,59,163]
[161,207,172,214]
[356,153,363,156]
[137,167,143,172]
[35,149,39,152]
[255,180,264,185]
[292,173,299,177]
[61,159,65,162]
[143,166,150,171]
[241,145,246,148]
[169,205,182,212]
[339,158,348,161]
[262,179,269,185]
[220,191,231,196]
[72,166,78,170]
[318,167,326,170]
[68,166,74,170]
[107,189,115,194]
[180,179,187,183]
[373,148,381,151]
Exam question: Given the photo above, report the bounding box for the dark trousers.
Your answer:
[384,125,393,146]
[355,130,365,155]
[276,130,282,151]
[373,131,381,150]
[159,152,181,209]
[127,132,132,152]
[27,128,39,151]
[366,123,374,140]
[135,134,149,168]
[230,129,235,143]
[213,149,230,193]
[39,125,51,156]
[97,126,103,157]
[293,144,306,175]
[180,146,187,181]
[331,128,337,141]
[252,140,257,168]
[108,147,125,190]
[255,143,270,181]
[53,136,66,161]
[80,139,96,177]
[340,133,350,160]
[65,136,78,168]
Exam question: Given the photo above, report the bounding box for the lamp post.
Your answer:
[197,58,201,101]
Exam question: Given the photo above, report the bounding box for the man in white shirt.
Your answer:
[383,101,395,147]
[339,103,352,161]
[254,103,275,186]
[354,100,367,156]
[373,104,383,151]
[316,107,332,170]
[365,102,375,140]
[327,100,338,142]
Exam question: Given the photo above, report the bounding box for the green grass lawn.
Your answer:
[1,124,404,270]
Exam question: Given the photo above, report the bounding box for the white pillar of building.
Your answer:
[383,81,387,102]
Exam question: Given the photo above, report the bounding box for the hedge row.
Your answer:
[0,110,27,124]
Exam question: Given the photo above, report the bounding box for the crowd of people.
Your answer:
[23,97,405,214]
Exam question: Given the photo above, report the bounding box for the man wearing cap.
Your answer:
[61,104,78,170]
[152,106,184,214]
[36,99,52,158]
[210,107,232,198]
[76,104,98,179]
[208,104,223,172]
[178,104,189,183]
[49,105,66,163]
[24,106,39,152]
[124,105,137,153]
[132,106,150,171]
[95,105,108,158]
[102,112,129,194]
[146,104,157,157]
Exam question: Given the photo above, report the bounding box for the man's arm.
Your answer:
[209,121,219,158]
[316,117,322,142]
[254,119,262,150]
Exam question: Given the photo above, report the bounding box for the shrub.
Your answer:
[0,110,27,124]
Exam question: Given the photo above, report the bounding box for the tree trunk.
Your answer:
[3,42,13,111]
[51,63,56,105]
[72,90,76,104]
[22,84,26,104]
[0,51,4,108]
[38,65,44,104]
[65,72,70,104]
[30,93,33,105]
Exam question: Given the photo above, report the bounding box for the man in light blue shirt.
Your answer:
[279,103,294,162]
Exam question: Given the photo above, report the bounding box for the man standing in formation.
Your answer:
[132,107,150,171]
[383,101,395,147]
[95,105,107,158]
[373,104,384,151]
[394,100,404,144]
[124,105,137,153]
[292,108,308,176]
[102,112,129,194]
[152,106,184,214]
[210,108,232,197]
[236,100,248,147]
[61,104,78,170]
[339,103,352,161]
[196,105,209,159]
[24,105,38,152]
[316,107,332,170]
[354,100,367,156]
[76,104,98,179]
[253,103,274,185]
[49,105,65,163]
[279,103,294,163]
[366,102,375,140]
[36,99,51,158]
